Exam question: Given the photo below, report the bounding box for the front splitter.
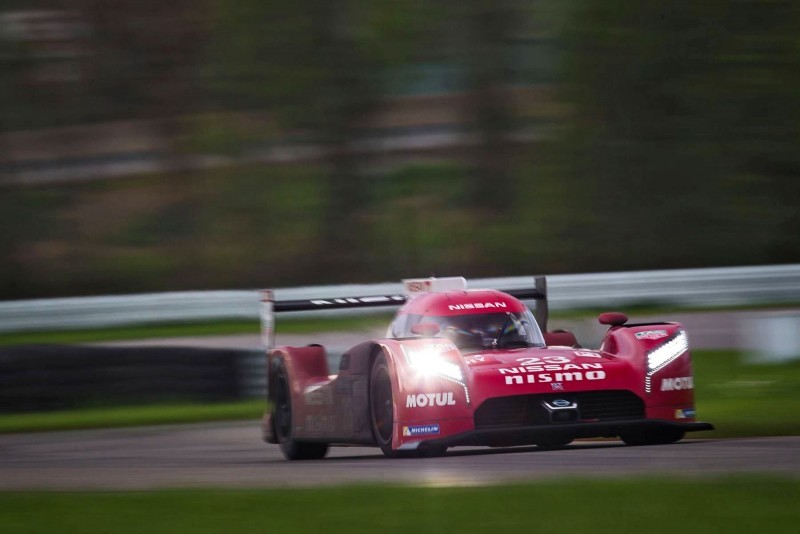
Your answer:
[418,419,714,449]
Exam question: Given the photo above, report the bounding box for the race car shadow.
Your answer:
[441,441,622,458]
[266,439,711,462]
[314,440,631,462]
[435,438,712,459]
[438,438,712,459]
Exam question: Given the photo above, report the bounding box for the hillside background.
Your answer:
[1,0,799,299]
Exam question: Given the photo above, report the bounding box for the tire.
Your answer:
[370,353,397,458]
[621,427,685,446]
[418,444,448,458]
[271,359,328,460]
[535,436,573,450]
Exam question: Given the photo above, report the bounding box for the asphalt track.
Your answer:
[6,309,797,490]
[1,422,798,490]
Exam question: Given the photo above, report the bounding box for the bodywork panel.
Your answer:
[264,321,711,451]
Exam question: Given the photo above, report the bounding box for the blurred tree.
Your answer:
[457,0,520,210]
[0,1,206,131]
[206,0,432,279]
[80,0,207,165]
[558,0,800,270]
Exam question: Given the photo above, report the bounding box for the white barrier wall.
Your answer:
[1,264,799,333]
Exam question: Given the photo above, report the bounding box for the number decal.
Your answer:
[517,356,571,365]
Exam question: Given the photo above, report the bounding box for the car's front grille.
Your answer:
[474,390,644,429]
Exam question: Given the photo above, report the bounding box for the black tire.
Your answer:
[370,353,397,458]
[271,359,328,460]
[621,427,685,446]
[535,436,573,450]
[418,444,448,458]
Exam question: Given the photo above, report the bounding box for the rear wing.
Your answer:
[260,276,548,349]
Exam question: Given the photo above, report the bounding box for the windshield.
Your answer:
[403,310,545,352]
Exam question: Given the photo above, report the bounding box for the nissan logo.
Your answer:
[552,399,571,408]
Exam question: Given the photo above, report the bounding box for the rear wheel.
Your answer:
[370,353,397,457]
[621,427,685,446]
[271,359,328,460]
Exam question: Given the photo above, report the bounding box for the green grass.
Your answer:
[0,314,391,346]
[0,400,264,434]
[0,321,260,346]
[693,350,800,437]
[0,477,797,533]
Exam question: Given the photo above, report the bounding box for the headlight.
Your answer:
[404,345,463,382]
[647,330,689,373]
[645,330,688,393]
[401,343,470,405]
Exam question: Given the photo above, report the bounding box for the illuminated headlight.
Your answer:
[645,330,688,393]
[405,347,463,382]
[401,343,470,405]
[647,330,689,373]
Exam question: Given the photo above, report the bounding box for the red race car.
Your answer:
[261,277,713,460]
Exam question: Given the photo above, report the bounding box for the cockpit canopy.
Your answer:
[390,289,546,352]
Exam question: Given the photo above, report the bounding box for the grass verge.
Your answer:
[0,400,264,434]
[0,314,391,346]
[0,477,797,533]
[693,350,800,437]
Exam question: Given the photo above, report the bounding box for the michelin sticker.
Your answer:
[402,424,440,436]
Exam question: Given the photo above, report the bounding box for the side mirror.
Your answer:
[410,322,441,337]
[598,312,628,326]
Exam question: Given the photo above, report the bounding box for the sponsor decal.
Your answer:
[402,424,440,437]
[660,376,694,391]
[500,363,604,373]
[404,277,466,294]
[310,295,405,306]
[406,280,433,293]
[636,329,669,341]
[404,280,432,293]
[551,383,565,391]
[406,392,456,408]
[674,408,696,419]
[501,362,606,386]
[504,370,606,385]
[517,355,601,365]
[448,302,508,311]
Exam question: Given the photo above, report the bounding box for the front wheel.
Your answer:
[535,436,573,450]
[271,359,328,460]
[621,427,685,446]
[370,353,397,458]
